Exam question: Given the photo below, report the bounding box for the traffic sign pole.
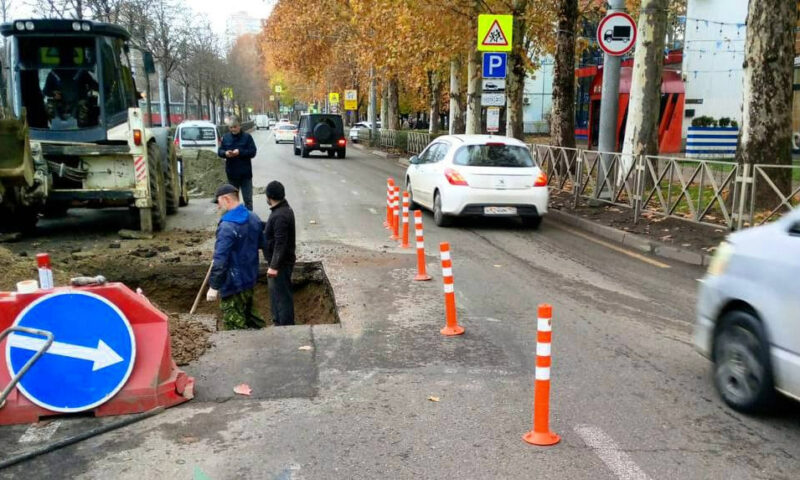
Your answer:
[596,1,630,200]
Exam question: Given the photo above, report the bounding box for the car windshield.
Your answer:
[453,145,534,168]
[181,126,216,143]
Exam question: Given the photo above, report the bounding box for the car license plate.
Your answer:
[321,144,333,148]
[484,206,517,215]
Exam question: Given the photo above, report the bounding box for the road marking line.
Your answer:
[19,421,61,443]
[574,425,652,480]
[367,208,378,215]
[551,224,670,269]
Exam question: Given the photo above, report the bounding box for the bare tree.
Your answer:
[144,0,188,126]
[550,0,577,148]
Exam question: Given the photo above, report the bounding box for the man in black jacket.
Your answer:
[218,116,257,210]
[264,181,296,326]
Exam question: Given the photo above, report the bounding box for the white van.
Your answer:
[175,121,220,157]
[255,115,270,130]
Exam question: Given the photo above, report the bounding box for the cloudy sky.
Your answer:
[7,0,275,37]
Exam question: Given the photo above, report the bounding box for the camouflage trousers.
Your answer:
[219,289,265,330]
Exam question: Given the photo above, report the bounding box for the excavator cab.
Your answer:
[1,19,140,143]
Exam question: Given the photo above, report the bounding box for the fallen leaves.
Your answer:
[298,345,313,351]
[427,396,440,402]
[233,384,252,396]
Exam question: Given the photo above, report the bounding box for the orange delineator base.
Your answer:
[0,284,194,426]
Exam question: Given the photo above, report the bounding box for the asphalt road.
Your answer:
[2,129,799,479]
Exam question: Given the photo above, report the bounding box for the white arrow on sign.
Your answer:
[8,334,124,371]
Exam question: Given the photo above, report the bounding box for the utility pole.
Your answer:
[596,0,626,200]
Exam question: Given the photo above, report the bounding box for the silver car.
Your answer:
[694,207,800,413]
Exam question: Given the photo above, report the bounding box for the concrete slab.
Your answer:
[185,327,319,402]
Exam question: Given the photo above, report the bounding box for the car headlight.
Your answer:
[707,241,734,276]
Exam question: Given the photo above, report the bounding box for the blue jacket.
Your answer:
[217,131,257,179]
[209,204,265,299]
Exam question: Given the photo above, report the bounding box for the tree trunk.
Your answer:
[449,56,465,134]
[551,0,577,148]
[506,0,528,140]
[161,74,171,127]
[197,86,203,121]
[465,47,482,134]
[737,0,796,209]
[381,81,389,130]
[388,77,399,130]
[428,71,441,134]
[182,84,189,121]
[369,67,378,145]
[621,0,668,166]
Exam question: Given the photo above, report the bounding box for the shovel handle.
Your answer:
[190,261,214,315]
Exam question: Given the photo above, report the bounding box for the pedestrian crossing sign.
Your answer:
[478,14,513,52]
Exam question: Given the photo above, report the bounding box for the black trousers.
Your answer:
[269,265,295,326]
[227,175,253,211]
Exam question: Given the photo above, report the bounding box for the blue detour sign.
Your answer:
[482,53,507,79]
[5,292,136,412]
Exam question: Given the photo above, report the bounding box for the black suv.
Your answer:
[293,114,347,158]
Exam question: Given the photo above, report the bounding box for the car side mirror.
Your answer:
[409,155,419,165]
[790,221,800,236]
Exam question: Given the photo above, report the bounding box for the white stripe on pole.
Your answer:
[444,283,454,293]
[440,251,451,261]
[416,242,425,249]
[537,342,551,357]
[535,367,550,381]
[538,318,551,332]
[442,267,453,277]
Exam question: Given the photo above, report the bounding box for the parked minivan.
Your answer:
[174,121,220,157]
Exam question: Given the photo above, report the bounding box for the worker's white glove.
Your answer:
[206,288,218,302]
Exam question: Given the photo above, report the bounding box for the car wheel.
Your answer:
[294,144,300,155]
[713,310,775,413]
[521,216,542,229]
[405,178,419,210]
[433,192,452,227]
[327,150,335,158]
[337,149,346,159]
[301,147,310,158]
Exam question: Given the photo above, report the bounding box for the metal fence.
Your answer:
[406,132,431,155]
[532,144,800,230]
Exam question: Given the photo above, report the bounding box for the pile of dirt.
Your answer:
[183,149,227,197]
[168,314,213,366]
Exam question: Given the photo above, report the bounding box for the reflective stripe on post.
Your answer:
[36,253,54,290]
[413,211,431,281]
[439,242,464,336]
[385,178,394,229]
[391,186,401,241]
[523,303,560,446]
[400,192,411,249]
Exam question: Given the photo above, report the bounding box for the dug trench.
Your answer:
[101,260,341,362]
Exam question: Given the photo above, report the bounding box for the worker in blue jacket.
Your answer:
[218,116,257,210]
[206,184,266,329]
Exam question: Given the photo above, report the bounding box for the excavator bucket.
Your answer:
[0,111,34,187]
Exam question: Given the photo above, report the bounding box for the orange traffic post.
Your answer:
[391,186,401,240]
[439,242,464,336]
[400,192,411,248]
[385,178,395,229]
[523,304,560,446]
[413,211,432,281]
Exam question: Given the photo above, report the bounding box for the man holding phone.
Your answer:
[218,115,257,210]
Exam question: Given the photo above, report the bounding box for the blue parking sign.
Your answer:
[483,53,507,79]
[5,291,136,413]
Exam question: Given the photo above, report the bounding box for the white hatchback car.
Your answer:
[274,123,297,144]
[405,135,548,228]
